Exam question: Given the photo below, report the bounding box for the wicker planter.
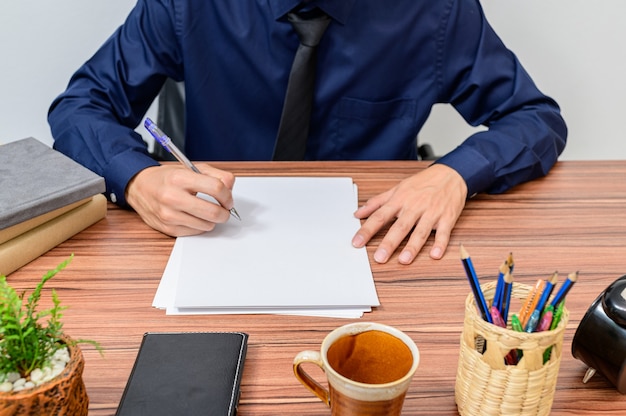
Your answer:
[0,337,89,416]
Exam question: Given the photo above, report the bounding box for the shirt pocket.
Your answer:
[332,97,418,159]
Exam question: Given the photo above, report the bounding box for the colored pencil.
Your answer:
[460,245,492,323]
[492,261,509,312]
[501,271,514,325]
[519,279,546,328]
[525,272,558,332]
[550,271,578,308]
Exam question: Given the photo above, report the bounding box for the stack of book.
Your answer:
[0,137,107,275]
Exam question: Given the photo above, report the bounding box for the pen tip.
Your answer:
[230,207,242,221]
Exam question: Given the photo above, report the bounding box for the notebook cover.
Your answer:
[0,197,90,245]
[0,137,105,229]
[0,194,107,276]
[115,332,248,416]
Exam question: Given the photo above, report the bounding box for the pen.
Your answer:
[536,305,554,332]
[490,306,506,328]
[544,301,566,362]
[524,310,541,333]
[511,314,523,332]
[490,306,518,365]
[510,314,524,364]
[460,245,492,323]
[144,118,241,221]
[525,272,558,332]
[550,300,566,331]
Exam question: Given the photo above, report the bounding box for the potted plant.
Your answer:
[0,255,100,416]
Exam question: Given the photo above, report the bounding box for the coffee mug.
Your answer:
[293,322,419,415]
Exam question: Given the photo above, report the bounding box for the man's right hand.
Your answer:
[125,163,236,237]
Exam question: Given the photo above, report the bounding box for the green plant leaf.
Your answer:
[0,254,101,379]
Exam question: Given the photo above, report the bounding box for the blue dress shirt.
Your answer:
[49,0,567,207]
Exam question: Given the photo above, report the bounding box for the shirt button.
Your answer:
[110,193,117,203]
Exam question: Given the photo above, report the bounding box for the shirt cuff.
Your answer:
[103,149,159,207]
[435,146,494,197]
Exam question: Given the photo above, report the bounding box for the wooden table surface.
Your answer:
[7,161,626,415]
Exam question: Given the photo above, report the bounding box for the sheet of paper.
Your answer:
[153,177,379,318]
[154,241,371,318]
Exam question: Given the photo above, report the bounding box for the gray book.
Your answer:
[0,137,105,229]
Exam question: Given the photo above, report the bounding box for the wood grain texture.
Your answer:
[7,161,626,415]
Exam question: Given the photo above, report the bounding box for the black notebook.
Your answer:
[116,332,248,416]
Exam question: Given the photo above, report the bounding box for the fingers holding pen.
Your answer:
[167,164,236,225]
[143,118,239,223]
[195,164,236,191]
[194,163,237,211]
[126,164,236,237]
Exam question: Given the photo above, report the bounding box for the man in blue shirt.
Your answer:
[48,0,567,264]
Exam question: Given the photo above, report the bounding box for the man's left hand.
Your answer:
[351,164,468,264]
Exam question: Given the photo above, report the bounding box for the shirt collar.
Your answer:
[268,0,356,25]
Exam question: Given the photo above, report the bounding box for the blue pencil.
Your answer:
[539,271,559,310]
[550,271,578,308]
[501,271,514,325]
[460,245,492,323]
[492,261,509,312]
[507,252,514,274]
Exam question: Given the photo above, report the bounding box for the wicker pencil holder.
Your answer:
[455,281,569,416]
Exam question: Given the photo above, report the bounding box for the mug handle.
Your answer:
[293,350,330,407]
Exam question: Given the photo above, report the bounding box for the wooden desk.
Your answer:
[8,161,626,415]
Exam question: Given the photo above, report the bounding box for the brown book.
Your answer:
[0,198,90,245]
[0,194,107,276]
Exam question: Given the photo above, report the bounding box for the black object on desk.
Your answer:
[572,275,626,394]
[116,332,248,416]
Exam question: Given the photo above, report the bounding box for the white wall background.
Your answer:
[0,0,148,146]
[421,0,626,160]
[1,0,625,160]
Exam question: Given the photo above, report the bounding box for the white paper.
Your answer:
[153,239,372,318]
[154,177,379,318]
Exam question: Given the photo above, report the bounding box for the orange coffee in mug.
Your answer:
[294,322,419,416]
[327,329,413,384]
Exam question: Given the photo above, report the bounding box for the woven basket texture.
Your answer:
[455,281,569,416]
[0,337,89,416]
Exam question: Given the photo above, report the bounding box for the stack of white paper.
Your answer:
[153,177,379,318]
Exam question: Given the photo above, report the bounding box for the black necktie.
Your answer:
[272,9,331,161]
